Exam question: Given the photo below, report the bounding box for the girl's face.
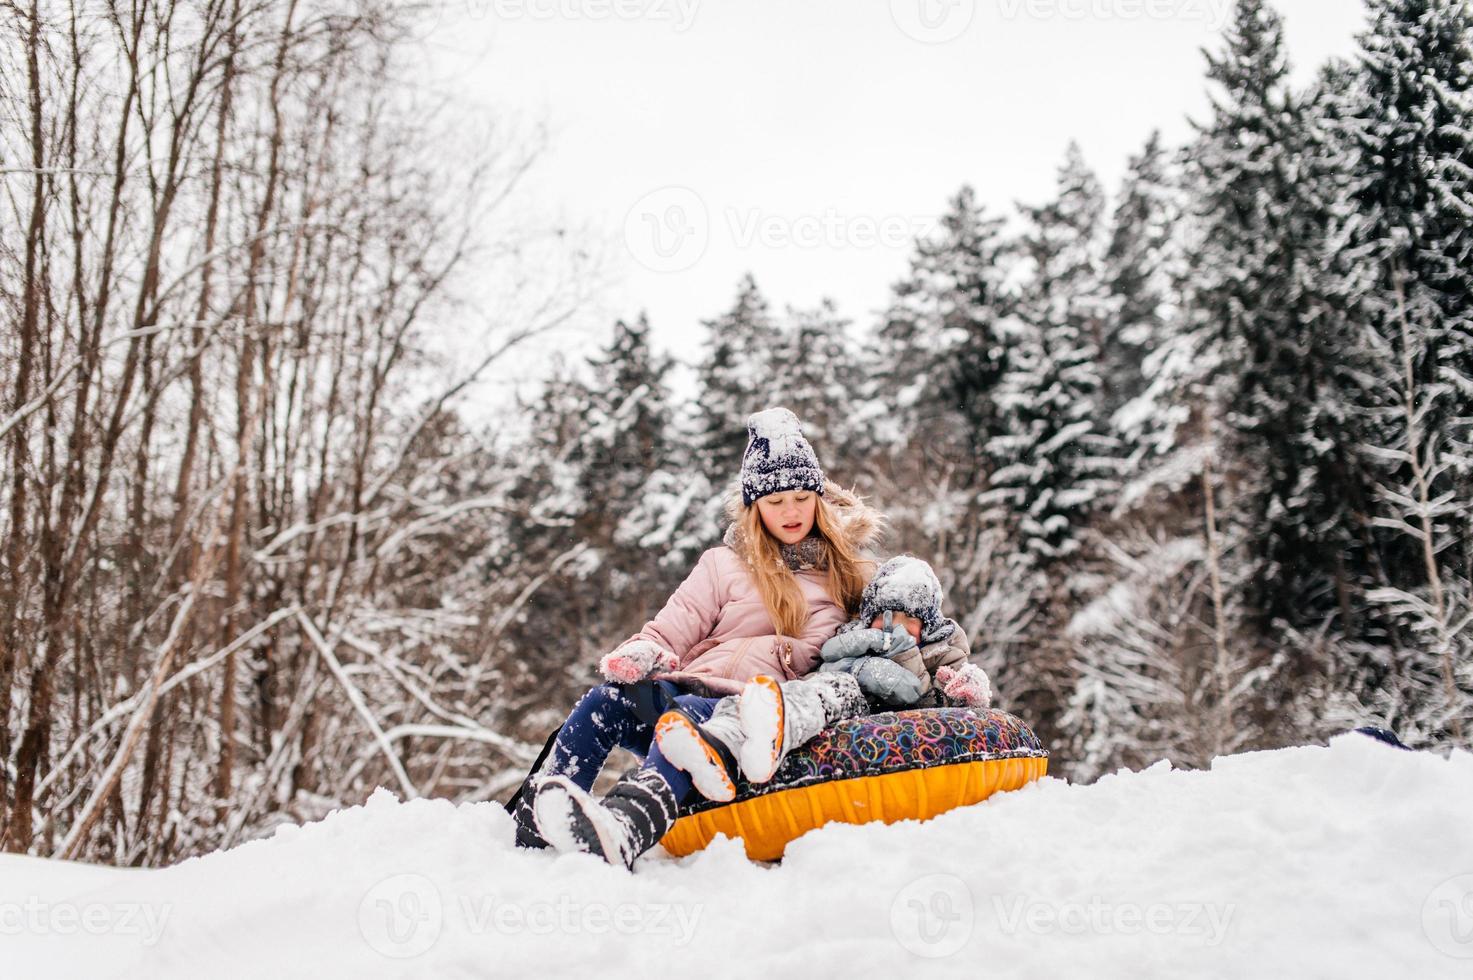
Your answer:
[756,490,817,545]
[871,610,923,644]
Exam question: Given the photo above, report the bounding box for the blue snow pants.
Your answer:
[547,681,718,803]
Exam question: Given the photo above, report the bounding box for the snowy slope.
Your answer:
[4,733,1473,979]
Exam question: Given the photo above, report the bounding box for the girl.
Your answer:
[522,407,883,868]
[653,555,994,803]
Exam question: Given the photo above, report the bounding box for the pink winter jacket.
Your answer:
[616,483,884,696]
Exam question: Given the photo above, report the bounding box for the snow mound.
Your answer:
[4,735,1473,978]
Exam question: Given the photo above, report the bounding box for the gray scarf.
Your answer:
[723,521,828,572]
[779,535,827,572]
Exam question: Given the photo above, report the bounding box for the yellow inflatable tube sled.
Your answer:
[661,707,1048,862]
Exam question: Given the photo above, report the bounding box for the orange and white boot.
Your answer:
[654,704,741,803]
[738,675,787,783]
[739,672,869,783]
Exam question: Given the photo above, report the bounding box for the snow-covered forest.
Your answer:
[2,0,1470,869]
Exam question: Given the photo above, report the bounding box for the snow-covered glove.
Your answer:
[820,622,916,663]
[819,656,924,706]
[852,656,925,706]
[599,639,678,684]
[934,663,993,709]
[820,627,888,663]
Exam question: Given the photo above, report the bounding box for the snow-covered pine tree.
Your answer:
[490,361,602,737]
[775,298,867,466]
[875,185,1013,480]
[1291,56,1394,644]
[1180,0,1364,646]
[1329,0,1473,746]
[976,144,1120,759]
[584,316,706,575]
[691,275,787,492]
[570,315,684,566]
[489,317,686,736]
[858,187,1021,700]
[1100,130,1179,425]
[982,142,1118,572]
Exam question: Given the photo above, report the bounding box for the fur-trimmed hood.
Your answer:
[719,479,887,563]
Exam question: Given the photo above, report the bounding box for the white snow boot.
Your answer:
[739,672,866,784]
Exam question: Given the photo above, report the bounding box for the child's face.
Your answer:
[871,610,922,644]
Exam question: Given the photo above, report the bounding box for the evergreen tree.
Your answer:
[488,317,685,734]
[1332,0,1473,744]
[777,299,867,467]
[1100,130,1178,424]
[877,185,1013,477]
[692,275,786,491]
[572,315,681,561]
[983,142,1118,570]
[489,361,600,735]
[1181,0,1362,637]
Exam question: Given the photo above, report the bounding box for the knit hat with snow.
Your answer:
[854,555,957,645]
[740,407,826,507]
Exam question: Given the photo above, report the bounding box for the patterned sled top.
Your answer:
[677,706,1048,818]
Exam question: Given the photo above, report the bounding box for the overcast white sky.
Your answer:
[421,0,1368,383]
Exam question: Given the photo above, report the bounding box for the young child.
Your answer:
[654,555,993,803]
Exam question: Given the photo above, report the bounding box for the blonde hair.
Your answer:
[740,492,871,636]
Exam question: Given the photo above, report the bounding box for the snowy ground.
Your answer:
[4,733,1473,978]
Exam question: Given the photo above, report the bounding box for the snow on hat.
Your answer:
[740,407,826,507]
[857,555,956,644]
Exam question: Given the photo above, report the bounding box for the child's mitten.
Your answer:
[934,663,993,709]
[820,627,889,663]
[852,656,925,706]
[599,639,678,684]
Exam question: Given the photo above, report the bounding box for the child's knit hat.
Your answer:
[856,555,957,644]
[740,407,826,506]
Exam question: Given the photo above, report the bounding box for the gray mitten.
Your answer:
[820,617,917,664]
[820,627,888,663]
[821,655,924,706]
